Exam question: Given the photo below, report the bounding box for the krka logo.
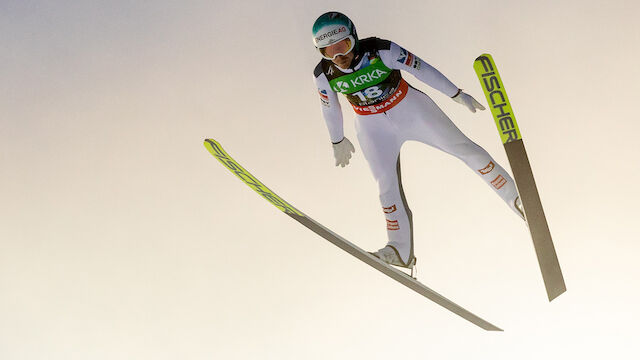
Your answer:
[333,81,350,92]
[330,63,390,94]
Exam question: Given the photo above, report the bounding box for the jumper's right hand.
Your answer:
[452,90,486,113]
[332,137,355,167]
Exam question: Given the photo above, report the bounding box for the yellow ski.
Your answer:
[474,54,566,301]
[204,138,502,330]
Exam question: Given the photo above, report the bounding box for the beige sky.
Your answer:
[2,0,639,359]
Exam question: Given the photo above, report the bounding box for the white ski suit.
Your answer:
[313,38,522,266]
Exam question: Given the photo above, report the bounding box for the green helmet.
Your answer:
[312,12,358,59]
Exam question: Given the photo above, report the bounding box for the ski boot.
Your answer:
[370,245,417,278]
[515,196,525,219]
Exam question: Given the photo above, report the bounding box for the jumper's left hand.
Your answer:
[332,137,355,167]
[452,91,486,113]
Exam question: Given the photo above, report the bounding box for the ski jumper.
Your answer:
[313,38,522,266]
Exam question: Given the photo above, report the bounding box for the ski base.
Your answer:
[504,140,566,300]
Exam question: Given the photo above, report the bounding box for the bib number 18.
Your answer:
[353,86,383,101]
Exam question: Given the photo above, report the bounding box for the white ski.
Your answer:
[204,138,502,331]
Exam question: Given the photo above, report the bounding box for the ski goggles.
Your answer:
[318,36,355,60]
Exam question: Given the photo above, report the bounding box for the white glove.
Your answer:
[332,137,355,167]
[452,90,486,113]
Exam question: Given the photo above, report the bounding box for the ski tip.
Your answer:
[474,53,492,62]
[203,138,219,149]
[203,139,222,156]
